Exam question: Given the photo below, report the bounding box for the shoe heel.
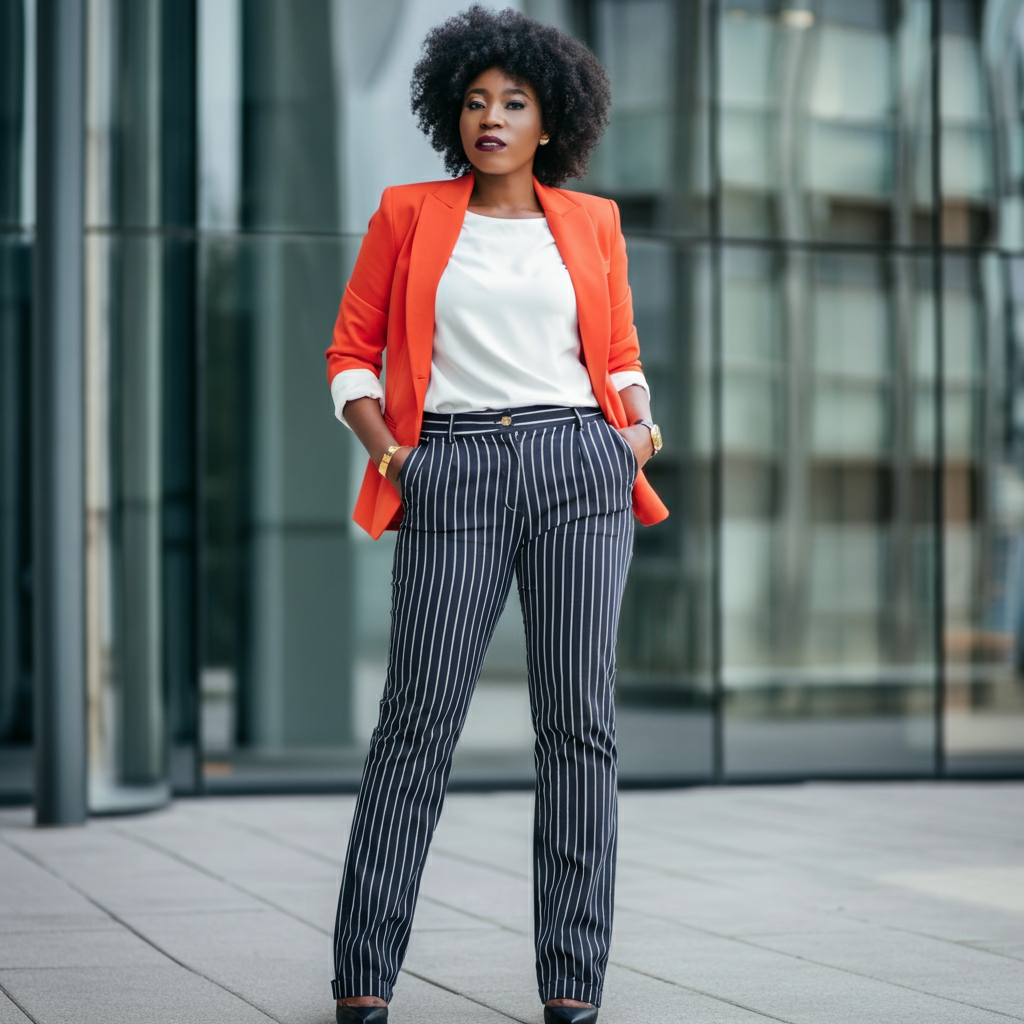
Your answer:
[543,1007,597,1024]
[337,1006,388,1024]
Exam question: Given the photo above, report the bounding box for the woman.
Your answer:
[326,8,668,1023]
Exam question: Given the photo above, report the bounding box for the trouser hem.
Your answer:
[539,978,603,1008]
[332,977,392,1002]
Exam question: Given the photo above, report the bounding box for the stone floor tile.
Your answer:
[820,884,1024,945]
[0,914,118,935]
[413,897,502,931]
[963,940,1024,960]
[234,881,339,931]
[4,828,264,915]
[0,927,168,969]
[122,908,326,964]
[120,909,332,1023]
[613,864,858,938]
[0,965,277,1024]
[599,963,781,1024]
[389,972,525,1024]
[403,927,536,995]
[0,992,31,1024]
[750,925,1024,1016]
[610,909,1018,1024]
[0,841,104,919]
[113,814,342,890]
[418,852,532,932]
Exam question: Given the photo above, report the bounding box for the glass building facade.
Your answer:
[2,0,1024,806]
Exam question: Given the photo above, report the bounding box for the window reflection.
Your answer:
[943,252,1024,771]
[722,246,938,776]
[616,242,715,778]
[83,0,199,810]
[587,0,710,231]
[941,0,992,243]
[13,0,1024,804]
[986,0,1024,249]
[0,0,32,800]
[719,0,933,243]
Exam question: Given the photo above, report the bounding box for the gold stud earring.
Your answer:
[539,137,550,145]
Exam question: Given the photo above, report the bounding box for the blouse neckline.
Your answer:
[464,210,548,224]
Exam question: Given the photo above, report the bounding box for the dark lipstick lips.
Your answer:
[475,135,506,151]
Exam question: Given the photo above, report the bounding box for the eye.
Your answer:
[506,101,525,110]
[466,99,484,109]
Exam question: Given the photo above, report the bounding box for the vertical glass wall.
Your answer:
[585,0,717,779]
[939,0,1024,772]
[83,0,198,810]
[0,0,33,801]
[6,0,1024,805]
[715,0,940,775]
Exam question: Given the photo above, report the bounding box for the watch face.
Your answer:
[650,423,664,451]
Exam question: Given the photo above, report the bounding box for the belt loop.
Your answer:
[447,413,455,444]
[572,408,584,431]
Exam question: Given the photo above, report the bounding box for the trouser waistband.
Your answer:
[419,404,604,440]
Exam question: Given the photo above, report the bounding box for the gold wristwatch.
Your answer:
[378,444,404,477]
[634,419,663,455]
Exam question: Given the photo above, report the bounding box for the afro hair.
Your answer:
[410,5,611,187]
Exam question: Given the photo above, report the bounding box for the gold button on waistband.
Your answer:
[500,415,512,426]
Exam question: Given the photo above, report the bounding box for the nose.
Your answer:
[481,105,504,129]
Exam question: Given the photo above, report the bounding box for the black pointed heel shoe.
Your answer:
[336,1005,388,1024]
[544,1006,597,1024]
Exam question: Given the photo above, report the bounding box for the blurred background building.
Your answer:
[2,0,1023,811]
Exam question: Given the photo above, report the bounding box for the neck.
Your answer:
[468,164,542,215]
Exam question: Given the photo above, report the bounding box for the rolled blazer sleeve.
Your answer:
[606,199,643,377]
[325,187,398,385]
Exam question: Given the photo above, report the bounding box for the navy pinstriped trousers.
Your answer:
[333,405,636,1007]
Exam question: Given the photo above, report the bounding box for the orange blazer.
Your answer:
[326,173,670,539]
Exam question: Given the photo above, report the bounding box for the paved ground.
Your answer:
[1,782,1022,1024]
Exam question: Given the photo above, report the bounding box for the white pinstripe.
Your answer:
[332,406,636,1008]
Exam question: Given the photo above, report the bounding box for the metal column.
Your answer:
[33,0,87,825]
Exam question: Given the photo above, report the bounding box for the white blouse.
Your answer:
[332,211,648,425]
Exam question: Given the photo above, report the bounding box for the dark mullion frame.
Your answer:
[159,0,202,797]
[194,237,208,796]
[930,0,947,779]
[708,0,725,783]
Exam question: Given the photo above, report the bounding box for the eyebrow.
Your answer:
[466,87,531,99]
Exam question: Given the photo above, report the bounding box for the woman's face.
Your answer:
[459,67,547,178]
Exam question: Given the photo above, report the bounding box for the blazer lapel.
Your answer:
[405,175,474,410]
[536,179,610,405]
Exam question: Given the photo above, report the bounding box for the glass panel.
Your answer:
[719,0,933,244]
[942,252,1024,774]
[85,0,198,805]
[950,0,1024,250]
[722,244,938,777]
[199,232,361,787]
[616,240,715,780]
[0,0,30,231]
[939,0,991,244]
[0,235,32,800]
[85,0,197,232]
[0,0,32,802]
[85,233,176,811]
[984,0,1024,250]
[240,0,343,234]
[584,0,711,232]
